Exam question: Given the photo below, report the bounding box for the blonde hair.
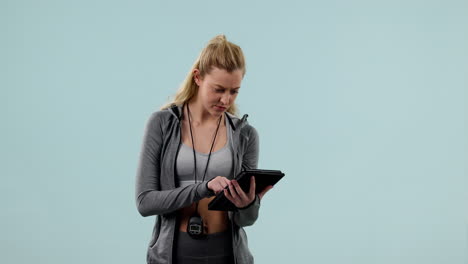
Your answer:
[160,34,246,116]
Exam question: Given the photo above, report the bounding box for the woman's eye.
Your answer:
[214,88,238,94]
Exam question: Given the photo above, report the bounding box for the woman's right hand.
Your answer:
[207,176,231,195]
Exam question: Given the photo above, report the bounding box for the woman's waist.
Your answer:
[178,197,230,234]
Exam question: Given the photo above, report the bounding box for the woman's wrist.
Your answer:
[206,180,215,196]
[237,195,258,210]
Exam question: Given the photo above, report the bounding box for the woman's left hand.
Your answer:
[224,176,255,208]
[224,176,273,208]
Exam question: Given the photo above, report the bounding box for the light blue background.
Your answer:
[2,0,467,263]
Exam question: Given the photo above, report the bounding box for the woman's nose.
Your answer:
[220,93,230,105]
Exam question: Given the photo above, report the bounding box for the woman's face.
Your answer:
[193,67,243,117]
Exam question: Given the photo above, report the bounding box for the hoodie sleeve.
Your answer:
[135,111,214,217]
[232,125,261,227]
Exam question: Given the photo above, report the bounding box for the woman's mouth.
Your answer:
[215,106,226,111]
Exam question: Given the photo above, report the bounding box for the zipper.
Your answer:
[230,114,248,264]
[231,138,242,264]
[230,150,237,264]
[231,219,237,264]
[170,114,183,264]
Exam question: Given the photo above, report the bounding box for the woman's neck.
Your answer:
[185,100,223,127]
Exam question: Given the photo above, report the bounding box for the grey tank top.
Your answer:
[176,117,233,188]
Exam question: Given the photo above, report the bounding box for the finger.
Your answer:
[212,177,228,193]
[228,181,240,199]
[219,179,229,189]
[224,188,232,201]
[213,182,222,194]
[215,177,228,189]
[258,185,274,200]
[223,178,231,188]
[224,188,238,207]
[232,179,249,201]
[249,176,256,197]
[217,180,225,190]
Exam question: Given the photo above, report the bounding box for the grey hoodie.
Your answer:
[135,104,261,264]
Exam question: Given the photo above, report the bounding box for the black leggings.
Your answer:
[173,229,234,264]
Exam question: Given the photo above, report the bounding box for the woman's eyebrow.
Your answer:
[215,84,240,89]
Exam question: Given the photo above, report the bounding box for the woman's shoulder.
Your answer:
[227,113,258,140]
[240,122,259,141]
[150,108,174,118]
[145,106,179,127]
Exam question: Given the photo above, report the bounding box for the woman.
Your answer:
[135,35,272,264]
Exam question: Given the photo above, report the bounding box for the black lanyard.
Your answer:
[184,102,223,238]
[186,102,222,184]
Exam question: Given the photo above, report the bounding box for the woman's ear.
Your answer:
[193,69,201,86]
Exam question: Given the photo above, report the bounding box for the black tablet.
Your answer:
[208,169,285,211]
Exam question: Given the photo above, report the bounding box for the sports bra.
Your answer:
[175,116,233,188]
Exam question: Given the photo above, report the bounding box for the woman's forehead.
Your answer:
[205,67,243,86]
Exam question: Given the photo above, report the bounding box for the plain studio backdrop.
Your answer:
[2,0,467,263]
